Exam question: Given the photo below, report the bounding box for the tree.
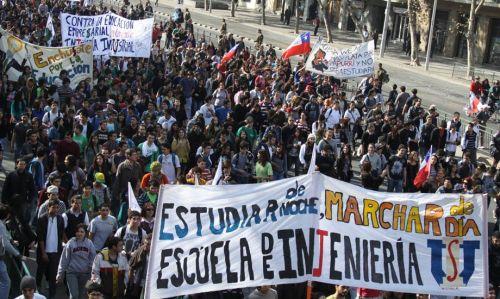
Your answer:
[346,1,369,42]
[205,0,208,10]
[295,0,299,33]
[262,0,266,25]
[465,0,485,78]
[231,0,236,17]
[416,0,431,52]
[407,0,420,65]
[317,0,334,42]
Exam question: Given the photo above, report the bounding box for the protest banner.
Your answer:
[305,40,375,78]
[60,12,153,57]
[0,28,93,89]
[146,173,488,298]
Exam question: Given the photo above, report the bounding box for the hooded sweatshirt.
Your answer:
[57,237,96,276]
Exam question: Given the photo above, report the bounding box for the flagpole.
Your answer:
[306,281,313,299]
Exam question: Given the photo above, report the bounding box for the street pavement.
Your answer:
[119,0,500,130]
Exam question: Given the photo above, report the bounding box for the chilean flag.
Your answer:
[413,146,433,189]
[282,32,311,60]
[220,44,239,66]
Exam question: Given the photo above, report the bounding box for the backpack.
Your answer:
[44,111,62,124]
[119,225,143,242]
[158,153,178,166]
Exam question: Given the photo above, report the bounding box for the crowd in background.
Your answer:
[0,0,500,298]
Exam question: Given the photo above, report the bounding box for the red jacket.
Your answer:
[470,81,482,96]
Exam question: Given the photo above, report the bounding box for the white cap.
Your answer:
[47,185,59,194]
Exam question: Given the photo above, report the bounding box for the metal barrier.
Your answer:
[451,62,499,81]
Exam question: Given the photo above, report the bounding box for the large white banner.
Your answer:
[305,40,375,78]
[0,28,93,89]
[146,173,488,298]
[60,13,153,57]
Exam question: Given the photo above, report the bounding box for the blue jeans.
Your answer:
[0,260,10,299]
[67,272,90,299]
[387,178,403,193]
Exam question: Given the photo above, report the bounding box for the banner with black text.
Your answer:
[146,173,488,298]
[0,28,93,89]
[305,40,375,78]
[60,12,153,57]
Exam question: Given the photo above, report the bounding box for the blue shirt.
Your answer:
[215,106,232,123]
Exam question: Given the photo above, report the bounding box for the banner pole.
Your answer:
[306,280,313,299]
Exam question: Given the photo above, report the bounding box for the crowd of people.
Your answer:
[0,0,500,298]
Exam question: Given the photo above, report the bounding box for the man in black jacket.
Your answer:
[1,158,36,226]
[37,199,67,299]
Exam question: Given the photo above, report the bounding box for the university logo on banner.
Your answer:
[146,173,488,299]
[60,13,153,57]
[305,40,375,79]
[0,28,93,89]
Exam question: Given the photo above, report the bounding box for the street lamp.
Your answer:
[425,0,437,70]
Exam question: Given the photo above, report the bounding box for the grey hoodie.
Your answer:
[57,237,96,276]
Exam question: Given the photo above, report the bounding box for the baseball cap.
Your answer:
[106,99,116,105]
[47,185,59,194]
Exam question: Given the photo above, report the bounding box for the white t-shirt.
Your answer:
[42,110,62,126]
[140,142,158,158]
[15,293,46,299]
[45,216,59,253]
[159,153,181,183]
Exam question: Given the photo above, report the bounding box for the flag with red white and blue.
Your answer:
[413,146,433,189]
[282,32,311,60]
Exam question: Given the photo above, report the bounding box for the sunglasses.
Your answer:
[146,208,154,211]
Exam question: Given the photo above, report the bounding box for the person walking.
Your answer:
[220,18,227,35]
[89,203,118,252]
[56,223,96,299]
[313,16,320,36]
[91,237,129,299]
[36,200,66,299]
[1,158,36,227]
[256,29,264,47]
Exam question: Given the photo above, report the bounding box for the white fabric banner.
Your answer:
[60,12,153,57]
[146,173,488,298]
[0,28,93,89]
[305,40,375,78]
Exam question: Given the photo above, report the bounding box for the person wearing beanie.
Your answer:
[14,276,46,299]
[57,223,96,299]
[298,133,316,174]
